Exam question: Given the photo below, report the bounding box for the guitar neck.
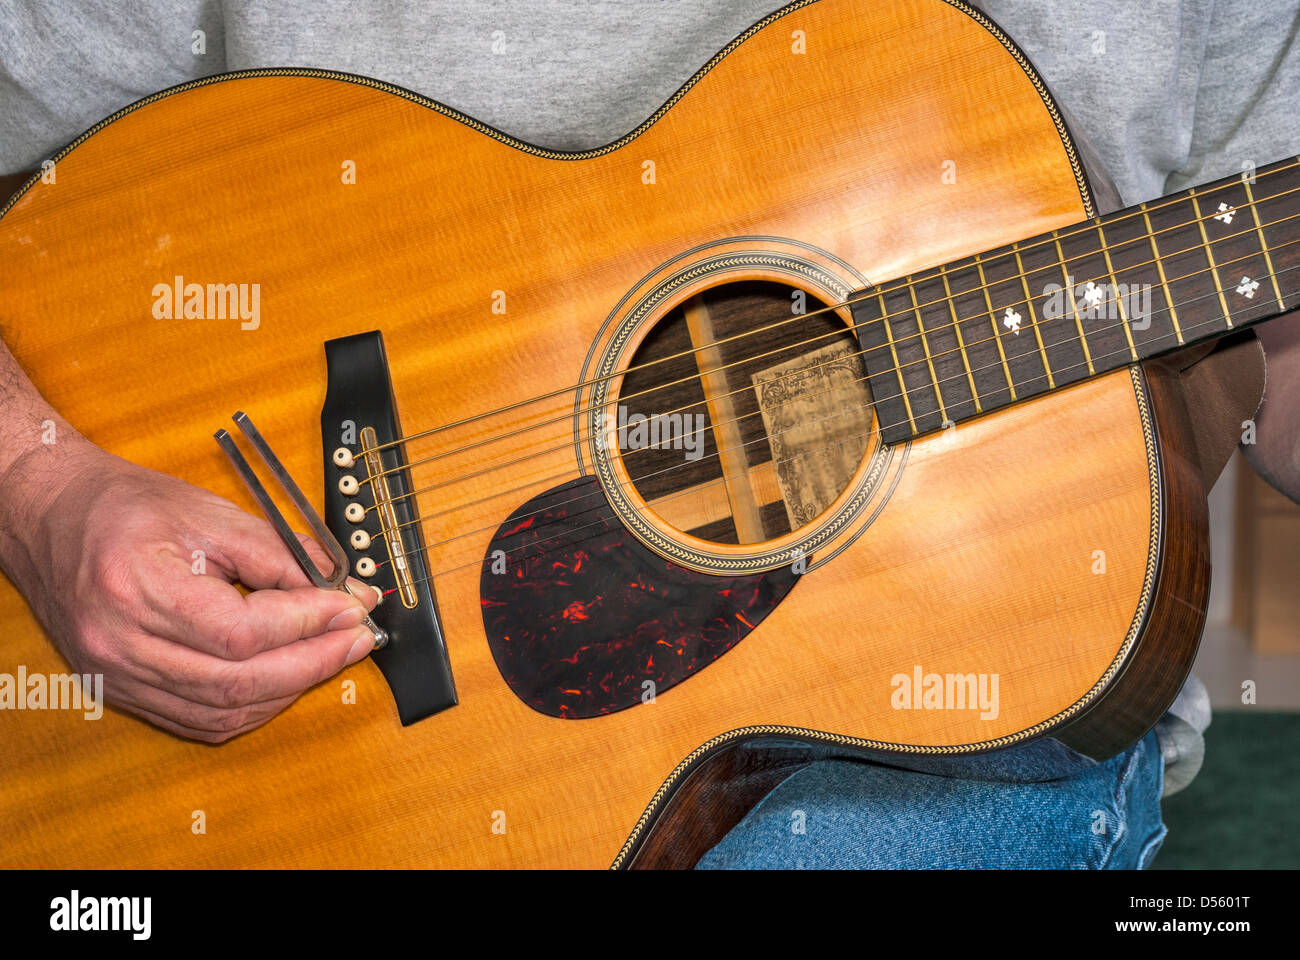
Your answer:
[850,157,1300,444]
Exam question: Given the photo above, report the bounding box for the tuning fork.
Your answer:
[215,411,388,649]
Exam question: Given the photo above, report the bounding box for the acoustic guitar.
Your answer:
[1,0,1296,868]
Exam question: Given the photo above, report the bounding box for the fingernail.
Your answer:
[347,627,376,664]
[329,605,365,632]
[346,578,382,607]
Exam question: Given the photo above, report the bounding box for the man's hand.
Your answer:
[1243,311,1300,503]
[0,433,378,743]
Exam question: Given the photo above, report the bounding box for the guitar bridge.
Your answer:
[321,331,458,725]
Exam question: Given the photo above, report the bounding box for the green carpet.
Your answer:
[1152,711,1300,869]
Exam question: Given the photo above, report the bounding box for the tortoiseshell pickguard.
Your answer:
[480,478,800,719]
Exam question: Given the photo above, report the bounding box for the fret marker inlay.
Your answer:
[1080,281,1104,310]
[1002,307,1022,335]
[1215,202,1236,225]
[1236,276,1260,299]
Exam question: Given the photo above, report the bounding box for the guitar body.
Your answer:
[0,0,1208,868]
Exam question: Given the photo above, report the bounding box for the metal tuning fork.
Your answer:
[215,411,388,649]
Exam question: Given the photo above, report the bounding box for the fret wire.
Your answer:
[878,292,918,432]
[1095,221,1139,360]
[973,253,1017,400]
[1188,188,1235,328]
[1138,203,1184,344]
[884,240,1300,427]
[890,261,1300,436]
[922,228,1300,401]
[1012,242,1055,389]
[1243,180,1288,311]
[1051,231,1094,374]
[907,278,948,421]
[939,264,982,412]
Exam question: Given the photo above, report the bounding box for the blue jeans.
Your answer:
[697,730,1166,869]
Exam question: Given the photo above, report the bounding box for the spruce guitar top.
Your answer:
[0,0,1296,868]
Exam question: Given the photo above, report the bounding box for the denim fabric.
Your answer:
[697,730,1165,869]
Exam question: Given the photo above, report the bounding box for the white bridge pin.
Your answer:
[350,529,372,550]
[356,557,377,578]
[339,475,360,495]
[332,447,355,468]
[345,502,365,523]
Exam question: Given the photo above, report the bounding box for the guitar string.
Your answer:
[360,160,1300,459]
[361,160,1300,456]
[369,258,1300,582]
[360,181,1300,488]
[374,270,1291,582]
[388,271,1300,595]
[358,222,1300,520]
[368,230,1300,558]
[361,202,1300,516]
[392,276,1300,594]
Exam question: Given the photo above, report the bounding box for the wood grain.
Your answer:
[0,0,1182,868]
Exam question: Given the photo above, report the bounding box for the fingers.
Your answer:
[203,507,340,592]
[124,623,376,709]
[120,539,381,735]
[143,556,376,660]
[116,674,299,743]
[220,625,377,704]
[123,692,295,743]
[48,469,385,743]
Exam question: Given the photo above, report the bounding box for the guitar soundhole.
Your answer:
[617,280,876,546]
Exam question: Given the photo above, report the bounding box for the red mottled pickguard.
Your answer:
[480,478,799,718]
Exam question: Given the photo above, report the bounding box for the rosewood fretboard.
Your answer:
[850,157,1300,443]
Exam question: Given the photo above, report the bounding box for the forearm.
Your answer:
[1242,312,1300,504]
[0,327,97,584]
[0,168,98,568]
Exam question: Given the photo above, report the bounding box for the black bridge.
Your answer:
[321,331,457,724]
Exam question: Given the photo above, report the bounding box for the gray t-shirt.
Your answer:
[3,0,1298,794]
